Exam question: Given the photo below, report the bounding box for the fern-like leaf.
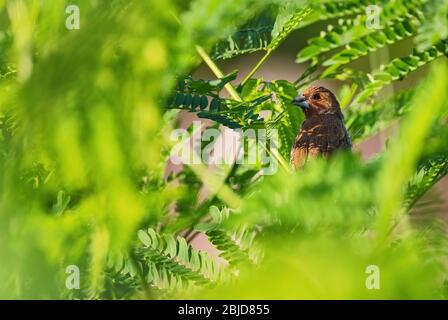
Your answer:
[354,40,448,103]
[300,0,425,64]
[321,8,424,77]
[415,0,448,50]
[110,228,227,291]
[295,0,374,30]
[405,156,448,210]
[268,7,312,51]
[211,13,275,60]
[346,87,416,142]
[195,206,260,266]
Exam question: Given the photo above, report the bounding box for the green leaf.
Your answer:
[211,11,276,60]
[138,230,152,247]
[354,41,448,104]
[209,206,221,223]
[269,7,312,51]
[322,8,423,74]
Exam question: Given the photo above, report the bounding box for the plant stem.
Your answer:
[195,45,291,172]
[129,252,153,299]
[272,148,291,173]
[241,49,272,87]
[195,45,242,102]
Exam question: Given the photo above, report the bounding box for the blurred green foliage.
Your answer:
[0,0,447,299]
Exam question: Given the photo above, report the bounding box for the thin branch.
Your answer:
[195,45,291,173]
[240,49,272,87]
[195,45,242,102]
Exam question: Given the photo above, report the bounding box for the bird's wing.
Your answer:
[291,115,351,170]
[291,139,308,170]
[321,118,352,156]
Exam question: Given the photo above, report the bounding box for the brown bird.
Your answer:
[290,86,351,170]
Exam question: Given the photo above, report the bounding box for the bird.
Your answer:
[290,86,351,170]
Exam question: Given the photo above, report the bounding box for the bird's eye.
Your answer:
[312,93,320,100]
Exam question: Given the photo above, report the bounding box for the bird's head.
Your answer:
[292,86,343,119]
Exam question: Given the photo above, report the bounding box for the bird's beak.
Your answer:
[292,93,309,109]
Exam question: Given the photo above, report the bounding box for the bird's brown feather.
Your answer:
[291,87,351,170]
